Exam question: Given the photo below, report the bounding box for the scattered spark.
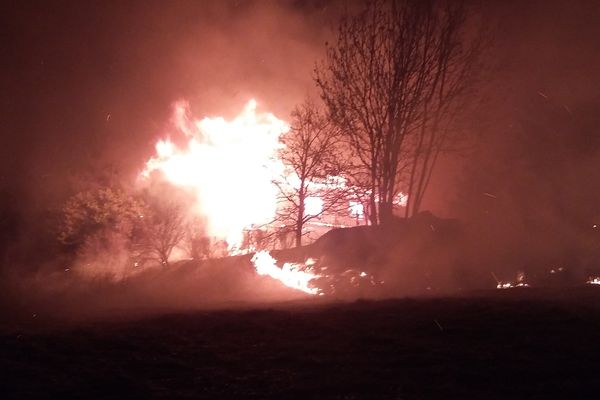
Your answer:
[537,91,548,99]
[434,319,444,332]
[491,271,500,284]
[483,192,497,199]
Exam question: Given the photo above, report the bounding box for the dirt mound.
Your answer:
[270,212,468,295]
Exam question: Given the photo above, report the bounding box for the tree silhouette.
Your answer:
[275,99,348,246]
[136,195,189,267]
[315,0,481,223]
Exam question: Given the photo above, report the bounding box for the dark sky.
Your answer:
[1,0,600,219]
[420,0,600,216]
[0,0,337,209]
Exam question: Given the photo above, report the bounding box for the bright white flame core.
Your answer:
[349,201,364,217]
[143,100,288,251]
[305,196,324,216]
[251,250,321,295]
[587,277,600,285]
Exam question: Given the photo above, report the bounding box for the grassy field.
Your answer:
[1,287,599,399]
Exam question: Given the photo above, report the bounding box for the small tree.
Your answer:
[275,99,347,246]
[58,187,148,279]
[137,198,188,267]
[59,187,146,250]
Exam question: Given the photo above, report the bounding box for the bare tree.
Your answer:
[315,0,481,223]
[137,200,188,266]
[275,99,347,246]
[403,1,482,217]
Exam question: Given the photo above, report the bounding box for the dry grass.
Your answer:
[1,287,599,399]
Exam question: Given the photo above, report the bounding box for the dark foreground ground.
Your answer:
[1,287,599,399]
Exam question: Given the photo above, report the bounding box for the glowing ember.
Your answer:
[496,282,530,289]
[251,250,321,295]
[587,277,600,285]
[142,99,288,252]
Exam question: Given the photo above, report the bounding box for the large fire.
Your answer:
[142,99,287,252]
[140,99,402,295]
[141,99,333,294]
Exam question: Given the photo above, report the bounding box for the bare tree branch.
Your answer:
[316,0,482,222]
[274,99,349,246]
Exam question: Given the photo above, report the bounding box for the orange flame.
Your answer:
[251,250,321,295]
[142,99,288,252]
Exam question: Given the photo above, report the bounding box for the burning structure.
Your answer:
[138,99,418,296]
[141,99,408,251]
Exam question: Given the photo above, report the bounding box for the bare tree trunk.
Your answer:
[369,181,378,225]
[379,201,394,224]
[295,185,306,247]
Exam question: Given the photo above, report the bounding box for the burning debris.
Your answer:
[493,271,530,290]
[249,247,386,297]
[587,277,600,285]
[496,282,530,290]
[251,250,322,295]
